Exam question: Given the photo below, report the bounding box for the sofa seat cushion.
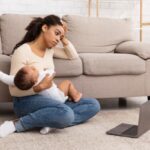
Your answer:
[0,36,2,54]
[0,54,11,73]
[80,53,146,76]
[0,54,12,102]
[54,58,82,77]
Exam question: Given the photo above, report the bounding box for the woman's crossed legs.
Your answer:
[0,94,100,137]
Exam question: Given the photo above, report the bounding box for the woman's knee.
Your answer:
[92,98,101,113]
[47,105,75,128]
[59,106,75,127]
[81,98,101,114]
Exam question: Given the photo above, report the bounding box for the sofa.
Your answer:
[0,14,150,102]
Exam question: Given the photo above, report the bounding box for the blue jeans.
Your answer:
[13,94,100,132]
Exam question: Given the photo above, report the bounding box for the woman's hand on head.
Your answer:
[33,74,55,93]
[60,36,69,46]
[62,20,68,34]
[60,21,69,46]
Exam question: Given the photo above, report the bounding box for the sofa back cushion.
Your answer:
[0,14,45,55]
[62,15,133,53]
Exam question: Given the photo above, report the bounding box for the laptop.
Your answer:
[106,101,150,138]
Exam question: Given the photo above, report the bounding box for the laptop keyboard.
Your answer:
[122,125,138,135]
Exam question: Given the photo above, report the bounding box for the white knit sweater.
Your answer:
[9,41,78,97]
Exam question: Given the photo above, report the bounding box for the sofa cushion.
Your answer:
[80,53,145,75]
[54,58,82,77]
[0,14,46,55]
[0,14,2,54]
[0,35,2,54]
[116,41,150,60]
[62,15,132,53]
[0,54,11,72]
[0,31,3,54]
[0,54,12,102]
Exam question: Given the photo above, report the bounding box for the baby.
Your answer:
[0,66,82,134]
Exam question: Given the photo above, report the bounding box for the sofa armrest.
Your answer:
[115,41,150,59]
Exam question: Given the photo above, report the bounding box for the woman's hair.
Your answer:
[13,15,63,52]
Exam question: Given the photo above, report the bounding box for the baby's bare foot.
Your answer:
[73,92,82,102]
[69,84,82,102]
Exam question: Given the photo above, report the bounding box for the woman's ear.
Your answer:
[42,25,48,32]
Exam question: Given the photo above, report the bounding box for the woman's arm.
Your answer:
[9,47,36,96]
[54,38,79,60]
[54,21,79,60]
[10,74,53,96]
[10,45,54,97]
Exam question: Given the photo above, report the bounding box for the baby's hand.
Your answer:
[33,74,54,92]
[49,71,56,77]
[45,69,56,77]
[50,72,56,78]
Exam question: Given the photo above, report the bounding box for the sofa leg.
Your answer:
[118,98,127,107]
[148,96,150,100]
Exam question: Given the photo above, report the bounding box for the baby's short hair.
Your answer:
[14,67,35,90]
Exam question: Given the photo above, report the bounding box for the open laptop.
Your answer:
[106,101,150,138]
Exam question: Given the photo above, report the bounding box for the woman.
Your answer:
[0,15,100,138]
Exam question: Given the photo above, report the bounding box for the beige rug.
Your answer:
[0,98,150,150]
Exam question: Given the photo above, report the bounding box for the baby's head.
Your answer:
[14,66,39,90]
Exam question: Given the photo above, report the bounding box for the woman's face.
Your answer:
[42,25,64,48]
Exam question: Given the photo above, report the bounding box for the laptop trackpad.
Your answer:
[106,123,135,135]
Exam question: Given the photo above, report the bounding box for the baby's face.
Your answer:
[23,66,39,83]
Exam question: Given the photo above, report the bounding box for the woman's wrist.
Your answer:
[61,37,69,46]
